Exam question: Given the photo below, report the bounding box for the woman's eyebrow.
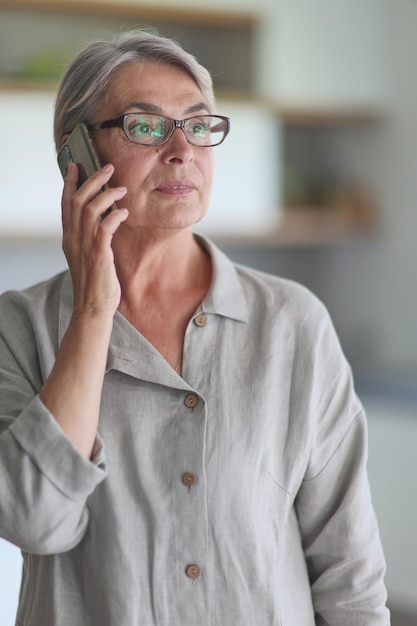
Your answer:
[124,101,210,115]
[184,102,211,115]
[125,102,163,113]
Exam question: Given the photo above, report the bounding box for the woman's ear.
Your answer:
[60,133,70,148]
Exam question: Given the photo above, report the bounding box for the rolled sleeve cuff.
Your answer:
[9,395,107,501]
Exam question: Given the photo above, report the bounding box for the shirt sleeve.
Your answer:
[0,290,107,556]
[294,303,390,624]
[0,398,106,555]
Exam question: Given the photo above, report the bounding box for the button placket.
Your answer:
[176,389,207,592]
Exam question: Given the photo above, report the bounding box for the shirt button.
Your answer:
[194,313,207,327]
[182,472,196,490]
[185,564,201,580]
[184,393,198,408]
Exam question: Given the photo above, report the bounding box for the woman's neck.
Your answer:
[113,227,212,310]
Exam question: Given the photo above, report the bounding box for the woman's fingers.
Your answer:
[61,162,79,232]
[62,163,117,233]
[74,163,115,213]
[60,162,129,315]
[94,205,129,256]
[62,163,128,246]
[78,185,128,241]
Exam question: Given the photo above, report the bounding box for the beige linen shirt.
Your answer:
[0,236,389,625]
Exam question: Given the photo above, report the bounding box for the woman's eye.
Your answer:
[132,122,152,137]
[130,118,165,139]
[192,123,208,137]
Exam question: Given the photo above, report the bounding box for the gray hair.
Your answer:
[53,28,215,151]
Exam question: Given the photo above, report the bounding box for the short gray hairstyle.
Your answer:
[53,28,215,151]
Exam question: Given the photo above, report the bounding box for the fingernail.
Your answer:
[102,163,114,173]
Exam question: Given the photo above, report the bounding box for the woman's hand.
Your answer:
[38,164,129,459]
[61,162,129,318]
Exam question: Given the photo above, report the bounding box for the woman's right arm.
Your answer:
[0,286,108,554]
[0,164,128,553]
[39,163,128,459]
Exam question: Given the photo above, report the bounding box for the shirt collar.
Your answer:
[57,234,249,384]
[194,234,249,323]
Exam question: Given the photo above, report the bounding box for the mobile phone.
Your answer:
[57,123,102,184]
[57,123,117,215]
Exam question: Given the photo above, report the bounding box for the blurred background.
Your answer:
[0,0,416,624]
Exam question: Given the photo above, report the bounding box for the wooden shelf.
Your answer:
[0,205,378,247]
[0,80,256,104]
[206,204,379,248]
[0,78,384,131]
[0,0,256,27]
[278,105,385,127]
[0,78,58,91]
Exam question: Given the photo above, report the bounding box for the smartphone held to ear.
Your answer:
[57,123,117,215]
[57,123,102,184]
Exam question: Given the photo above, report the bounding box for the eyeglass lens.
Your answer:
[124,114,227,146]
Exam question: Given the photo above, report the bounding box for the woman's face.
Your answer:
[90,61,215,233]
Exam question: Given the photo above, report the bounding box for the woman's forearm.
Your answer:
[39,311,113,459]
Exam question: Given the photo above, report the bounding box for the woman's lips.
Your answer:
[155,180,197,195]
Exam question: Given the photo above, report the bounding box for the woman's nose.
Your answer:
[160,127,195,162]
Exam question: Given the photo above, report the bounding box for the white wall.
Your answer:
[0,91,62,236]
[0,540,21,625]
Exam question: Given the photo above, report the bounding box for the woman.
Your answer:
[0,29,389,625]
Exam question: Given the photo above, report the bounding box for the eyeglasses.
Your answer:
[88,113,230,147]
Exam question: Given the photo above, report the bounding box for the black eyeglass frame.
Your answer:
[88,113,230,147]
